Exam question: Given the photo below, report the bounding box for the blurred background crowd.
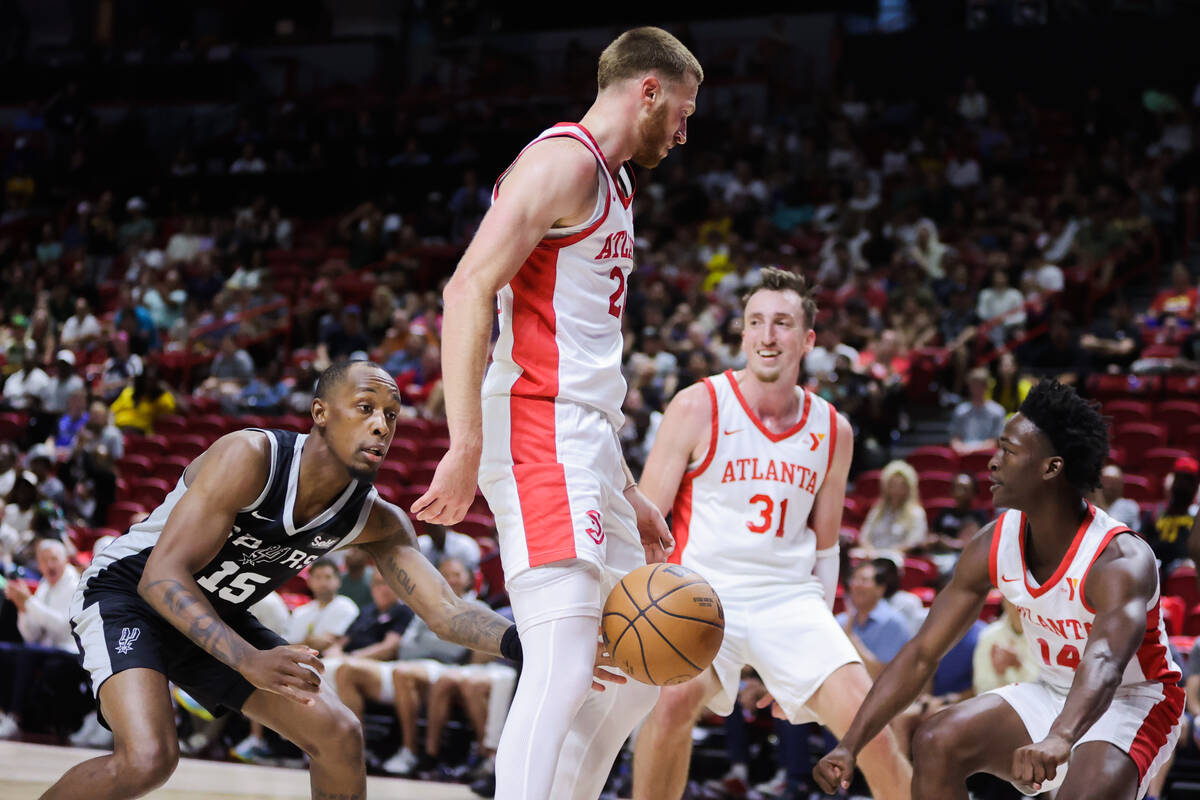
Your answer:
[3,1,1200,798]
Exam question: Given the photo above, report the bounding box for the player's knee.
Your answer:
[300,699,364,762]
[117,736,179,791]
[652,682,706,731]
[911,714,961,769]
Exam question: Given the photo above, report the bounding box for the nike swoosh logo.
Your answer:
[1000,575,1020,582]
[723,429,742,436]
[250,510,274,522]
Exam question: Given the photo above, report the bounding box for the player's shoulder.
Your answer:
[1091,528,1156,582]
[666,378,718,420]
[507,134,598,186]
[354,493,417,549]
[184,428,272,492]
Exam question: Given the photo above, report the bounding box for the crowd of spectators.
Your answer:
[2,53,1200,796]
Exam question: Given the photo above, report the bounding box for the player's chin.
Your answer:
[630,151,665,169]
[348,461,380,482]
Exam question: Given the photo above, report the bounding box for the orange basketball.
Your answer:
[601,563,725,686]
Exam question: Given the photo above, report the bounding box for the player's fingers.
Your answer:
[410,489,437,516]
[590,679,607,692]
[754,692,774,709]
[273,682,317,706]
[287,647,326,674]
[594,667,627,685]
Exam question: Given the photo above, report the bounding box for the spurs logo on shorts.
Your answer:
[115,626,140,654]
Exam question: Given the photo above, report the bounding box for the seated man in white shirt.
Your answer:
[0,538,81,737]
[285,559,360,653]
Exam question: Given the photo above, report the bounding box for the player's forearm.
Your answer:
[840,639,940,756]
[440,276,493,453]
[434,596,512,658]
[1046,650,1123,745]
[139,571,254,669]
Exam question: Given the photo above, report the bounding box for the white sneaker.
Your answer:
[0,711,18,740]
[69,711,113,749]
[381,747,418,775]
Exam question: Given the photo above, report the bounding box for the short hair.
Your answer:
[741,267,819,330]
[308,557,340,576]
[314,359,387,401]
[36,538,67,558]
[597,27,703,91]
[871,558,900,597]
[1018,380,1109,496]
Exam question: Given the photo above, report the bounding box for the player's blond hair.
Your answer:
[742,267,819,331]
[597,27,704,91]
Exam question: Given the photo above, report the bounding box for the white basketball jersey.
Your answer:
[482,123,636,429]
[670,371,838,598]
[990,503,1181,693]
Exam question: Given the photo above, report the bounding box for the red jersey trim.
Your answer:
[682,377,719,482]
[1129,684,1185,779]
[555,121,635,207]
[1019,503,1096,599]
[825,403,839,476]
[723,370,811,443]
[669,481,693,565]
[1078,524,1134,614]
[989,511,1008,589]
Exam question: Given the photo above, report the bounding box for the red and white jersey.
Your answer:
[990,503,1182,693]
[482,122,636,429]
[669,371,839,599]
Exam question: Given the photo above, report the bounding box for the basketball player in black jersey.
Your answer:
[40,361,535,800]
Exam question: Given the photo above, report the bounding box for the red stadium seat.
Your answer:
[960,449,996,477]
[974,472,994,510]
[117,454,154,475]
[385,439,420,463]
[901,557,938,591]
[407,461,442,486]
[1121,474,1157,504]
[1103,400,1152,429]
[469,494,493,517]
[917,471,957,501]
[906,446,959,475]
[923,497,958,516]
[854,470,881,503]
[0,411,29,444]
[1167,565,1200,611]
[154,455,193,484]
[280,592,311,611]
[1113,423,1167,466]
[1088,373,1161,401]
[980,590,1003,623]
[374,462,409,490]
[124,434,168,459]
[394,418,428,440]
[128,478,173,510]
[479,551,507,607]
[1157,401,1200,441]
[1166,374,1200,398]
[107,501,148,530]
[155,414,188,438]
[455,514,496,541]
[1143,448,1195,483]
[190,415,231,441]
[910,586,936,606]
[842,497,865,528]
[277,414,311,433]
[417,438,453,461]
[169,435,211,459]
[1184,605,1200,637]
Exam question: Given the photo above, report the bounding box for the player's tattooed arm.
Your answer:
[356,499,511,657]
[141,577,252,667]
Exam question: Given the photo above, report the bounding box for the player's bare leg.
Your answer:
[808,662,912,800]
[40,668,180,799]
[1055,741,1140,800]
[632,667,721,800]
[242,680,365,800]
[906,693,1032,799]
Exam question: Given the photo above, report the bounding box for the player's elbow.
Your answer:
[443,267,495,307]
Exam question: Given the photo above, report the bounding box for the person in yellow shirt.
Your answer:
[110,368,176,435]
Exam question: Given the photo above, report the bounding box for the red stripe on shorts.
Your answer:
[1128,683,1184,779]
[509,247,575,566]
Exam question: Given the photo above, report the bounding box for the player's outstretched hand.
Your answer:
[752,690,788,720]
[625,486,674,563]
[814,745,857,794]
[412,446,480,525]
[592,638,628,692]
[1012,734,1070,793]
[242,645,325,706]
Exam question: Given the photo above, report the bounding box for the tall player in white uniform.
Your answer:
[631,268,912,800]
[412,27,701,800]
[817,380,1183,799]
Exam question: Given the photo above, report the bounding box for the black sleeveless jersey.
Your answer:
[78,429,378,614]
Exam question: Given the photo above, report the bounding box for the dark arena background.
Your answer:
[3,1,1200,798]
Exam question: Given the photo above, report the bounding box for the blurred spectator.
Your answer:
[950,368,1006,455]
[1024,311,1088,385]
[230,143,266,174]
[1146,261,1198,324]
[97,332,143,402]
[110,368,176,435]
[804,322,859,380]
[113,285,158,353]
[957,76,988,121]
[976,267,1025,345]
[987,352,1032,415]
[45,350,85,415]
[0,444,16,498]
[117,196,155,249]
[836,560,914,678]
[859,460,928,557]
[4,474,38,560]
[1,344,50,411]
[973,598,1039,695]
[284,559,360,654]
[81,400,124,460]
[236,362,289,416]
[1081,296,1141,372]
[930,473,988,551]
[9,538,78,651]
[871,557,928,635]
[338,547,375,609]
[1146,457,1199,577]
[27,444,66,505]
[59,298,101,350]
[320,306,372,364]
[418,523,482,574]
[1093,465,1142,530]
[200,335,256,403]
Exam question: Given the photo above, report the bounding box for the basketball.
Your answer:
[601,563,725,686]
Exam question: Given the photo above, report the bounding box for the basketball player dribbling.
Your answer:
[412,27,701,800]
[630,269,912,800]
[817,380,1183,800]
[41,361,523,800]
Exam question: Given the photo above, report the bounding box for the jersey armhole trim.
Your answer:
[239,428,277,513]
[682,377,719,482]
[332,487,378,551]
[1078,525,1136,614]
[988,511,1006,589]
[826,403,839,476]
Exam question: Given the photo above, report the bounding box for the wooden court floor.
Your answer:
[0,741,476,799]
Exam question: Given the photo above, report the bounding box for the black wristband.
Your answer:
[500,623,522,663]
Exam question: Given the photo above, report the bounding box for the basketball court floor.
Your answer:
[0,741,476,799]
